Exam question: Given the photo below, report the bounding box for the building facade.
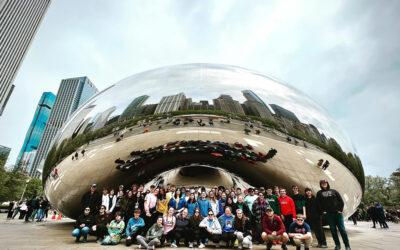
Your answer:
[154,93,186,114]
[15,92,55,173]
[29,77,98,177]
[270,104,300,122]
[0,145,11,169]
[119,95,149,120]
[0,0,51,115]
[213,94,245,115]
[242,90,274,120]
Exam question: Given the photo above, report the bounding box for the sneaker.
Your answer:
[137,244,143,249]
[345,247,352,250]
[189,242,193,248]
[334,246,341,250]
[320,244,328,248]
[171,243,177,248]
[238,245,243,250]
[199,243,205,248]
[75,238,80,243]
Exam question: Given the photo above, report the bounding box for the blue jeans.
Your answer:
[72,227,90,240]
[36,209,44,221]
[326,212,350,247]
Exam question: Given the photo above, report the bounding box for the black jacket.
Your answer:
[81,191,101,212]
[316,183,344,213]
[175,214,189,232]
[234,217,252,237]
[305,195,320,219]
[75,213,95,228]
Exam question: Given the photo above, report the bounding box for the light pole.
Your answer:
[19,178,30,202]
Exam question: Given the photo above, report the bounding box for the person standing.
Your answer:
[291,186,306,216]
[7,201,15,219]
[244,188,258,214]
[367,204,378,228]
[198,191,211,217]
[252,192,270,243]
[101,188,110,212]
[265,188,281,216]
[278,188,296,233]
[108,189,117,214]
[316,180,351,250]
[187,191,199,217]
[81,184,101,215]
[144,186,158,233]
[304,188,327,248]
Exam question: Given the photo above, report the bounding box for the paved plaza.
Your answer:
[0,214,398,250]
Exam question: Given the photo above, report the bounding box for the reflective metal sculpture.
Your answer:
[43,64,364,218]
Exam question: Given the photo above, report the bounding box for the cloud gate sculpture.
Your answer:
[43,63,364,219]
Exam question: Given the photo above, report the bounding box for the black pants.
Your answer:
[188,229,201,244]
[7,209,14,218]
[306,217,327,245]
[221,232,236,246]
[25,209,33,221]
[95,224,108,239]
[18,210,26,219]
[200,228,221,244]
[174,230,189,246]
[161,230,175,245]
[282,214,293,233]
[126,230,142,246]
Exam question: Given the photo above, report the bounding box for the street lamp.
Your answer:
[19,178,30,202]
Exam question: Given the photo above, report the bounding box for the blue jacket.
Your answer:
[125,217,145,236]
[168,197,187,210]
[198,199,211,217]
[218,214,235,233]
[218,199,227,217]
[187,201,199,217]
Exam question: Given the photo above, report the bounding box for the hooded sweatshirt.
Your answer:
[218,213,235,233]
[315,181,344,213]
[199,217,222,234]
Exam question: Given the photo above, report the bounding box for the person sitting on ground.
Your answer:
[188,207,203,248]
[137,216,164,249]
[199,209,222,248]
[162,207,177,247]
[101,211,125,245]
[125,208,145,246]
[261,207,289,250]
[288,214,313,250]
[174,208,190,247]
[233,208,253,249]
[93,205,110,242]
[218,206,236,247]
[72,207,95,243]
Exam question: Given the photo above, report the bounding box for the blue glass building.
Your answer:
[15,92,56,172]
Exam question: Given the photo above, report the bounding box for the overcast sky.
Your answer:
[0,0,399,177]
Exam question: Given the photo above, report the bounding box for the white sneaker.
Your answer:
[199,243,205,248]
[137,245,142,249]
[215,243,220,248]
[189,242,194,248]
[238,245,243,249]
[171,243,177,248]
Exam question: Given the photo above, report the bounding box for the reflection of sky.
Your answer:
[60,64,354,152]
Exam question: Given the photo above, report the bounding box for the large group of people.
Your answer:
[6,196,50,222]
[73,179,352,250]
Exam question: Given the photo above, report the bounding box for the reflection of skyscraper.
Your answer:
[119,95,149,120]
[0,145,11,169]
[270,104,300,122]
[155,93,186,114]
[92,106,117,130]
[15,92,56,172]
[30,77,98,178]
[0,0,51,116]
[242,90,274,119]
[213,95,244,115]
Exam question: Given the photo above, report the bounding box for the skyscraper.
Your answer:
[29,77,98,177]
[119,95,149,120]
[0,0,51,116]
[154,93,186,114]
[213,94,245,115]
[15,92,55,173]
[242,90,274,120]
[270,104,300,122]
[0,145,11,169]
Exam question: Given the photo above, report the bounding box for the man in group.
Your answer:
[278,188,296,233]
[244,188,258,213]
[261,207,289,250]
[304,188,327,248]
[288,214,313,250]
[316,180,351,250]
[218,206,236,247]
[291,186,306,217]
[265,188,281,216]
[125,208,145,246]
[81,184,102,215]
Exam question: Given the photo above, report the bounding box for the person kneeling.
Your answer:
[289,215,313,250]
[126,209,145,246]
[261,207,289,250]
[137,216,164,249]
[72,207,95,243]
[199,210,222,248]
[233,208,253,249]
[101,211,125,245]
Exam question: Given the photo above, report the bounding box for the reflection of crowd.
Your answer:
[73,179,352,250]
[115,140,277,172]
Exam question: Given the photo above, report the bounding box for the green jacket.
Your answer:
[265,194,281,215]
[146,223,164,240]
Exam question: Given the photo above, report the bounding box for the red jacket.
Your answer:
[278,196,296,218]
[262,214,285,235]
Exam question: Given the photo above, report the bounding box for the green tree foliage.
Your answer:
[362,168,400,207]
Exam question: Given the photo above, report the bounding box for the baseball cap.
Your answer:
[91,183,97,187]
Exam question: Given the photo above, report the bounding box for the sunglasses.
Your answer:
[208,213,213,216]
[297,219,304,221]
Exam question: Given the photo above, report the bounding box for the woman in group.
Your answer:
[199,209,222,248]
[234,208,253,249]
[218,192,228,217]
[156,187,169,217]
[225,196,236,214]
[252,192,269,243]
[108,189,117,214]
[101,188,110,212]
[101,211,125,245]
[114,185,124,214]
[168,188,186,212]
[94,205,110,242]
[186,191,199,217]
[208,191,219,216]
[72,207,95,243]
[188,207,203,248]
[137,216,164,249]
[174,208,190,247]
[121,191,135,224]
[162,207,177,247]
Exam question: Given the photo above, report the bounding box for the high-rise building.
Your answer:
[213,94,244,115]
[119,95,149,120]
[0,145,11,169]
[14,92,55,173]
[154,93,186,114]
[29,77,98,177]
[270,104,300,122]
[0,0,51,116]
[242,90,274,120]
